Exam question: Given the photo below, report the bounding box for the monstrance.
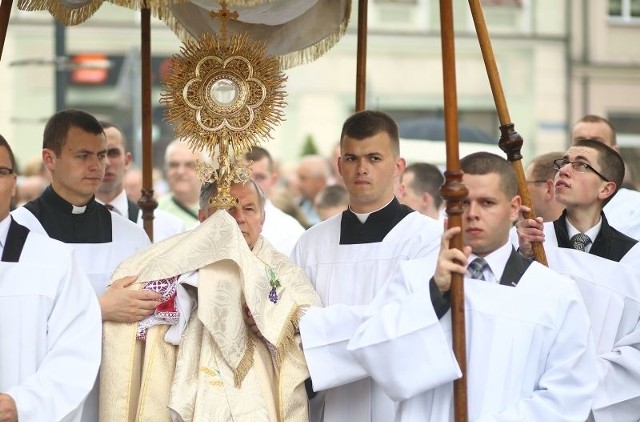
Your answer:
[161,1,286,208]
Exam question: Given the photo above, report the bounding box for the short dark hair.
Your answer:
[340,110,400,156]
[574,115,617,146]
[574,138,624,205]
[0,134,17,171]
[100,120,130,155]
[315,184,349,209]
[245,146,274,172]
[43,109,104,157]
[461,152,517,198]
[528,151,564,182]
[404,162,445,209]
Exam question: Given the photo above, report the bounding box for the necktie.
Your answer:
[104,203,117,214]
[466,257,488,281]
[571,233,591,251]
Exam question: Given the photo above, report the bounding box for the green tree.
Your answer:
[300,134,319,156]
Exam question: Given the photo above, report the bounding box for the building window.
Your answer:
[609,0,640,20]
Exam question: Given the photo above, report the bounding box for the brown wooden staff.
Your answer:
[439,0,468,420]
[355,0,367,111]
[0,0,13,62]
[137,4,157,241]
[468,0,546,265]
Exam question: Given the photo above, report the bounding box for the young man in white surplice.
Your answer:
[347,152,598,421]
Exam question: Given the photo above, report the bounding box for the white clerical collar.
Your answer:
[566,217,602,243]
[0,214,10,249]
[96,190,127,216]
[469,240,513,284]
[71,204,87,214]
[348,198,395,224]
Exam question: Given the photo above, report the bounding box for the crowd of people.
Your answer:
[1,108,640,421]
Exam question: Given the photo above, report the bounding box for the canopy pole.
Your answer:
[138,4,157,241]
[468,0,547,265]
[355,0,367,111]
[439,1,468,420]
[0,0,13,62]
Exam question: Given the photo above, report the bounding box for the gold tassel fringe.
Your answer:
[233,333,255,387]
[17,0,104,25]
[160,0,351,70]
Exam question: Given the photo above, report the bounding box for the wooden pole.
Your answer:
[138,5,156,241]
[468,0,547,265]
[355,0,367,111]
[0,0,13,62]
[439,1,468,420]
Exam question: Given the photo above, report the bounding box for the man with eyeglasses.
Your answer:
[572,114,640,240]
[518,139,640,420]
[518,138,636,261]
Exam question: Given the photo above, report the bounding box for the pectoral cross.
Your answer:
[209,1,239,44]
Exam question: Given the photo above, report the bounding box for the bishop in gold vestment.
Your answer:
[100,182,321,422]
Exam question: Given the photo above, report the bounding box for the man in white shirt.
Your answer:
[96,121,186,242]
[348,152,598,421]
[297,155,330,226]
[293,110,442,422]
[157,140,205,229]
[244,146,305,255]
[0,134,102,422]
[518,139,637,262]
[572,114,640,239]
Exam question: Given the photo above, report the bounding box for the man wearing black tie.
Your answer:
[96,121,185,242]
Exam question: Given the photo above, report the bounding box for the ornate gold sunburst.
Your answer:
[161,4,286,208]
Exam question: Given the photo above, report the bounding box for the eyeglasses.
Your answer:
[0,167,13,177]
[552,159,610,182]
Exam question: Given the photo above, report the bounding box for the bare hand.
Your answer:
[99,275,162,323]
[433,226,472,294]
[0,394,17,422]
[516,206,545,258]
[243,306,261,336]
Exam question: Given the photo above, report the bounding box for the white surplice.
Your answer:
[604,188,640,240]
[537,222,640,275]
[11,206,150,296]
[10,206,150,422]
[0,231,102,421]
[545,247,640,421]
[97,189,186,242]
[293,211,442,422]
[262,200,306,256]
[347,257,598,422]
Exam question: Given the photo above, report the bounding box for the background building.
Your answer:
[0,0,639,179]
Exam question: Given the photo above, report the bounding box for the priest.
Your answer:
[100,179,321,421]
[0,135,102,421]
[10,109,158,422]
